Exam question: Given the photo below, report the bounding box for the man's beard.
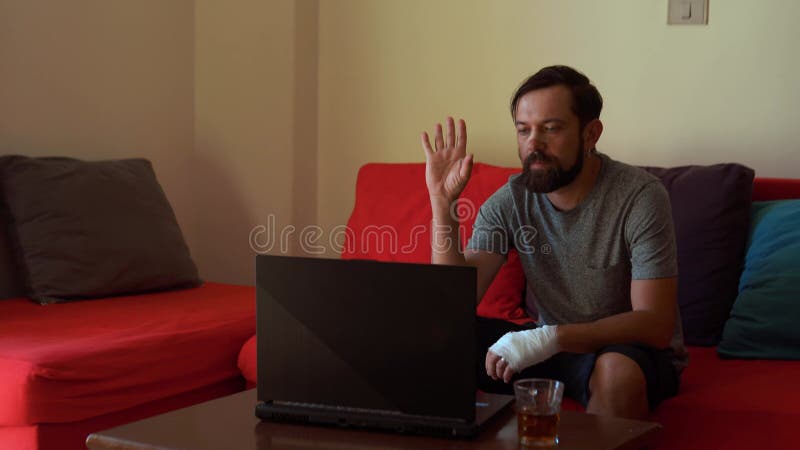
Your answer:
[520,146,585,193]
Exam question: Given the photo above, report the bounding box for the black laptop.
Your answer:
[254,255,513,438]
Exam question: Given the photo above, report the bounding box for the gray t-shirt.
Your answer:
[467,153,687,370]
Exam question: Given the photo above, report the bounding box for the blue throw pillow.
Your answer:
[718,200,800,359]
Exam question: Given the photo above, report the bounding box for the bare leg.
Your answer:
[586,352,649,419]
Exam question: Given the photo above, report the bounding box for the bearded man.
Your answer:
[421,65,686,419]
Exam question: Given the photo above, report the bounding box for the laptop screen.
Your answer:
[256,255,477,421]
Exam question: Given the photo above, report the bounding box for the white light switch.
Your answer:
[681,2,692,19]
[668,0,708,25]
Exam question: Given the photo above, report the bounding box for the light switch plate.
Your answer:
[668,0,708,25]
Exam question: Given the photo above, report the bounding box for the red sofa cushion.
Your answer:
[343,162,530,324]
[0,378,243,450]
[649,178,800,450]
[0,282,254,426]
[238,334,257,389]
[653,346,800,449]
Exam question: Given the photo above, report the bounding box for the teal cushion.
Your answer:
[718,200,800,359]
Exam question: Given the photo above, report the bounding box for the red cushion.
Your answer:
[652,346,800,449]
[0,282,254,425]
[238,334,257,388]
[343,162,531,324]
[462,164,530,324]
[0,378,244,450]
[753,177,800,201]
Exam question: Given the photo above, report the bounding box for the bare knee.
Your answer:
[587,352,648,419]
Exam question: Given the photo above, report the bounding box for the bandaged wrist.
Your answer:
[488,325,559,371]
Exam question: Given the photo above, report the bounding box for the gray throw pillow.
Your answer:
[641,163,755,346]
[0,155,200,304]
[0,203,26,300]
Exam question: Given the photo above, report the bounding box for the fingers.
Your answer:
[495,357,509,382]
[486,351,500,380]
[434,123,444,151]
[486,351,514,383]
[445,116,455,149]
[423,117,465,153]
[502,365,515,383]
[456,119,467,152]
[460,153,474,180]
[421,132,433,157]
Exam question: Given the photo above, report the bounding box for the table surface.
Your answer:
[86,389,661,450]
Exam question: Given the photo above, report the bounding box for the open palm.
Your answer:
[421,117,473,202]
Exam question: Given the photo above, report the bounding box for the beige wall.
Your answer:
[194,0,318,284]
[3,1,799,282]
[0,0,318,286]
[318,0,800,240]
[0,0,197,261]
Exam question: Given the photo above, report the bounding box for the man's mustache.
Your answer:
[524,151,552,167]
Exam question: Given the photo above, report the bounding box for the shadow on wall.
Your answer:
[190,149,256,287]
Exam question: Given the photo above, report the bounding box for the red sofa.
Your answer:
[0,156,258,450]
[239,161,800,449]
[0,283,255,450]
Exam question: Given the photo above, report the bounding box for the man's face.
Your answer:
[515,85,586,193]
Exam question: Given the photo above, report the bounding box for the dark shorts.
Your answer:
[476,317,680,410]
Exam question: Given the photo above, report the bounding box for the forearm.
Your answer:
[556,310,675,353]
[430,196,466,266]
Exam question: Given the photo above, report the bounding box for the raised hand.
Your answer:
[421,117,473,203]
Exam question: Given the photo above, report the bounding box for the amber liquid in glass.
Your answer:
[518,409,559,446]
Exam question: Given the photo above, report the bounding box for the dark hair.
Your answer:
[510,65,603,129]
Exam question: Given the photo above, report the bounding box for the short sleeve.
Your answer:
[625,181,679,280]
[466,187,513,256]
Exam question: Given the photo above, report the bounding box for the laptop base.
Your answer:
[255,391,514,440]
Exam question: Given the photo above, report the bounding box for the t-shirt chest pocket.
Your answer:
[575,262,632,321]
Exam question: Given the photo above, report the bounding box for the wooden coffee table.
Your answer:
[86,389,660,450]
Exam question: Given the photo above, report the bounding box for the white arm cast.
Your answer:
[488,325,559,371]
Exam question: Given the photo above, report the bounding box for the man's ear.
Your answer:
[583,119,603,151]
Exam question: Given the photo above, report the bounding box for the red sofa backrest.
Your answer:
[342,162,529,323]
[752,178,800,201]
[1,167,796,302]
[343,162,800,324]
